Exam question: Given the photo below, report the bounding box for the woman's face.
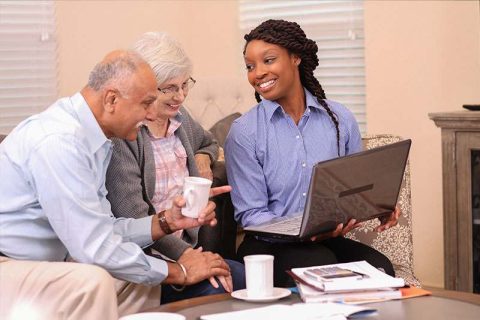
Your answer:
[244,40,300,102]
[155,74,191,120]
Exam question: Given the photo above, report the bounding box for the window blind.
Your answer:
[239,0,366,133]
[0,0,57,134]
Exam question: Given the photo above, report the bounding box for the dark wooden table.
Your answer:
[150,287,480,319]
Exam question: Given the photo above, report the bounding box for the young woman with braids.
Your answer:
[225,19,401,287]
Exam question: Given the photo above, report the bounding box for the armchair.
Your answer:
[346,134,420,286]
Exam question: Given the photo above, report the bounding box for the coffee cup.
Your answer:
[244,254,274,298]
[181,176,212,218]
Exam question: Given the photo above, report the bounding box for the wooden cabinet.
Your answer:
[429,111,480,292]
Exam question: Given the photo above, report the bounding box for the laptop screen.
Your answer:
[300,139,411,238]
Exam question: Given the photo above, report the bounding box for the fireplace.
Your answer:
[473,150,480,292]
[430,111,480,293]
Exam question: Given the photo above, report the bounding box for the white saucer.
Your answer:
[231,287,291,302]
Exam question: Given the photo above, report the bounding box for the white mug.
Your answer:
[182,176,212,218]
[244,254,274,298]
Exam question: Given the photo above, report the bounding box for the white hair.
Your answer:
[87,50,145,91]
[132,32,193,85]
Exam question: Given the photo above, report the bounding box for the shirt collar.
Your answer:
[305,89,324,112]
[71,92,110,153]
[165,117,182,137]
[262,88,323,121]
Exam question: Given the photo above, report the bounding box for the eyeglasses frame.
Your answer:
[157,77,196,96]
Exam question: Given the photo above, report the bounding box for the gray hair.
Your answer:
[87,50,145,91]
[132,32,193,85]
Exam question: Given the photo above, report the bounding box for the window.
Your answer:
[0,0,57,134]
[239,0,366,133]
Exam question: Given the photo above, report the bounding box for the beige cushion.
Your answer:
[345,134,420,286]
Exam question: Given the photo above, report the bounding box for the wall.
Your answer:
[55,0,244,96]
[364,0,480,287]
[55,0,480,288]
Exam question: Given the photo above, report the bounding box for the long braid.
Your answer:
[244,19,341,156]
[254,91,262,103]
[302,71,341,156]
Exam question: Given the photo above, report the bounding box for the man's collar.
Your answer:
[71,92,110,153]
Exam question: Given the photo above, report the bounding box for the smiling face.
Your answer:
[244,40,301,104]
[155,74,191,120]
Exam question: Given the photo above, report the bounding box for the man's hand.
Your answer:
[167,185,232,230]
[310,219,361,242]
[375,206,401,232]
[152,186,232,239]
[175,247,232,291]
[194,154,213,181]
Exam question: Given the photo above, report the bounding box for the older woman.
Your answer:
[105,32,245,303]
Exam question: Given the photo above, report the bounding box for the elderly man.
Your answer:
[0,50,231,319]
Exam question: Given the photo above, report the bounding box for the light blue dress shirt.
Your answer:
[0,93,168,285]
[225,89,362,228]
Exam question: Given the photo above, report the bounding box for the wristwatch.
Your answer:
[157,210,173,235]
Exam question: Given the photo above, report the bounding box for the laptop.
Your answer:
[243,139,412,241]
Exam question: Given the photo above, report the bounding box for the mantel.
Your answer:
[429,111,480,130]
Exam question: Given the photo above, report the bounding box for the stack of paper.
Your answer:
[289,261,407,303]
[295,283,402,304]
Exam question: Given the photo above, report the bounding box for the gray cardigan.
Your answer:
[105,107,219,260]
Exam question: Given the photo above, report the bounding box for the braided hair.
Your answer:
[244,19,340,156]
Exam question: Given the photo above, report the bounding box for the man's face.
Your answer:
[111,64,158,140]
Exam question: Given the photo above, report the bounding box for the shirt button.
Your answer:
[302,193,306,197]
[302,163,306,167]
[296,135,300,139]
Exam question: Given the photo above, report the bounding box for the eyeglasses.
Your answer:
[158,77,196,97]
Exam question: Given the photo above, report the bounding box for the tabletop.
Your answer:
[150,287,480,320]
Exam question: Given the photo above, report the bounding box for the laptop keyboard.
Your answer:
[262,215,302,234]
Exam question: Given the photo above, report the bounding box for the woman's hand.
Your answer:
[375,206,401,232]
[310,219,361,242]
[194,154,213,181]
